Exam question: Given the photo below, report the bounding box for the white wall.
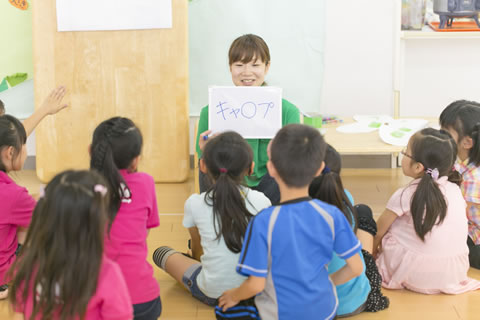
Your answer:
[400,39,480,117]
[320,0,395,116]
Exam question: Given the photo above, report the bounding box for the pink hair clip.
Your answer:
[219,168,228,173]
[426,168,439,181]
[94,184,108,197]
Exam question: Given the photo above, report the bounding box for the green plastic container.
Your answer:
[304,113,322,129]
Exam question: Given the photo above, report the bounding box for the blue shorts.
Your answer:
[182,264,217,307]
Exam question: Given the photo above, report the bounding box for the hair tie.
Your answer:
[219,168,228,174]
[322,166,331,174]
[94,184,108,197]
[426,168,439,181]
[39,186,45,199]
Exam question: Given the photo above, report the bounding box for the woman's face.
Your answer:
[230,57,270,87]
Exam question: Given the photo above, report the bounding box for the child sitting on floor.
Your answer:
[309,144,389,316]
[440,100,480,269]
[374,128,480,294]
[153,131,271,306]
[219,124,364,320]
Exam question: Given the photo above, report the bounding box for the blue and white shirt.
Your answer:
[237,198,362,320]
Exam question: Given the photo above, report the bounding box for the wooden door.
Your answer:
[33,0,189,182]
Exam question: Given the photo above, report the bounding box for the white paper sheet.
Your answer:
[378,119,429,146]
[208,86,282,139]
[56,0,172,32]
[337,115,394,133]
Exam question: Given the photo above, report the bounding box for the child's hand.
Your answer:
[199,130,219,151]
[218,289,240,312]
[41,86,68,115]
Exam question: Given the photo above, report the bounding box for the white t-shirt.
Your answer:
[183,186,271,298]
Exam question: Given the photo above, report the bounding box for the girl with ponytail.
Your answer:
[374,128,480,294]
[309,145,389,316]
[440,100,480,269]
[90,117,161,320]
[153,131,271,306]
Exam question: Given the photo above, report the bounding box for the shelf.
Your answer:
[401,26,480,39]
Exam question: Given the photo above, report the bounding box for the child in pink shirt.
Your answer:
[9,170,133,319]
[90,117,161,320]
[374,128,480,294]
[0,115,36,300]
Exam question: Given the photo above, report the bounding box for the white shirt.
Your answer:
[183,186,271,298]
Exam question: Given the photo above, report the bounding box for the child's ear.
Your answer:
[314,161,325,177]
[414,161,425,175]
[3,146,14,161]
[88,144,92,156]
[267,140,272,159]
[462,136,474,150]
[199,158,208,174]
[249,161,255,176]
[267,160,277,179]
[129,156,140,173]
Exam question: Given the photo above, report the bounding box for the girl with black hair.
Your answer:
[309,145,389,316]
[153,131,271,306]
[440,100,480,269]
[374,128,480,294]
[9,170,133,320]
[90,117,161,320]
[0,115,36,300]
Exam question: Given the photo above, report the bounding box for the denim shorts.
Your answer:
[182,263,217,307]
[133,296,162,320]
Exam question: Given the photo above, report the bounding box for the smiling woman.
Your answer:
[228,34,270,87]
[194,34,300,205]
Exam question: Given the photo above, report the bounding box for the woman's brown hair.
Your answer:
[228,34,270,66]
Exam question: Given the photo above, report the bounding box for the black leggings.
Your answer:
[467,237,480,269]
[353,204,390,313]
[355,204,377,236]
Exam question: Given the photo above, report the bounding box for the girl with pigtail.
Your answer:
[90,117,161,320]
[374,128,480,294]
[440,100,480,269]
[309,145,389,317]
[9,170,133,320]
[153,131,271,306]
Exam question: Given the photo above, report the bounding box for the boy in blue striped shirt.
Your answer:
[219,124,364,320]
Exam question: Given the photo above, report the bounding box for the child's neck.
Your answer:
[277,183,310,203]
[458,148,469,162]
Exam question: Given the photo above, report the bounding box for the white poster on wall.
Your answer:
[208,86,282,139]
[56,0,172,32]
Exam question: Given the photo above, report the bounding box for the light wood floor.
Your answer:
[2,169,480,320]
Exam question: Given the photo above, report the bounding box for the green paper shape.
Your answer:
[368,122,381,128]
[391,131,405,138]
[0,78,8,92]
[6,73,28,87]
[399,127,412,132]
